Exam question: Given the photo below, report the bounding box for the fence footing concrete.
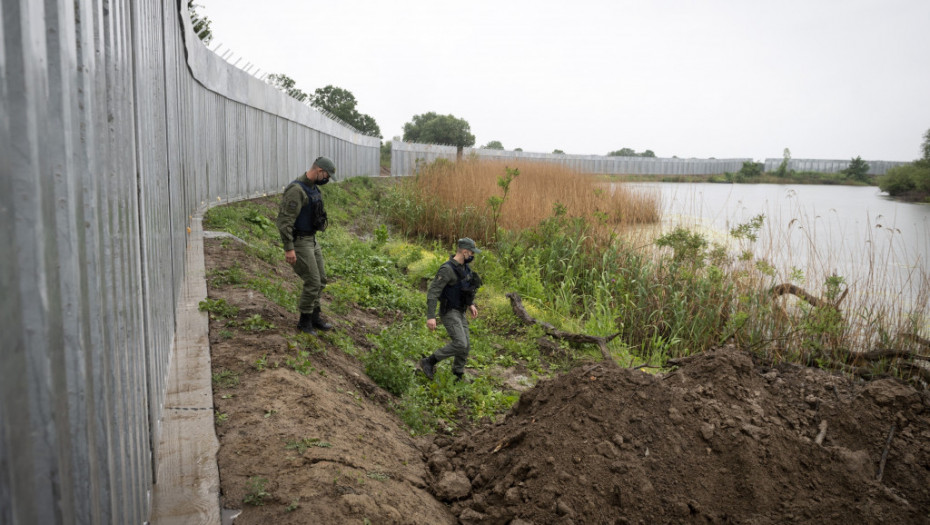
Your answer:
[150,217,220,524]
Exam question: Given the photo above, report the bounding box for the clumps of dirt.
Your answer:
[427,349,930,524]
[204,238,456,524]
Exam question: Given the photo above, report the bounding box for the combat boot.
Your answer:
[297,313,317,335]
[311,306,332,331]
[454,372,472,384]
[418,355,437,380]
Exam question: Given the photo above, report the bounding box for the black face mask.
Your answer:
[464,256,474,264]
[317,175,330,186]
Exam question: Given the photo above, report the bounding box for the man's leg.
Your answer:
[433,310,469,375]
[309,240,331,330]
[293,237,323,332]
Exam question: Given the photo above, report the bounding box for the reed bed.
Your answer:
[386,158,660,246]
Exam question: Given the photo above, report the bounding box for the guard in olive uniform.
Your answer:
[276,156,335,335]
[419,238,483,383]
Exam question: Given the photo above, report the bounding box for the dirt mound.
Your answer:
[427,350,930,524]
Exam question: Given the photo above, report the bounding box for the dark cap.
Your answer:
[457,237,481,253]
[313,156,336,175]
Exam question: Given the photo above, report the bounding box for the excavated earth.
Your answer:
[204,237,930,524]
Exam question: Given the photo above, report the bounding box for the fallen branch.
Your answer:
[506,293,619,367]
[771,283,834,309]
[876,424,896,482]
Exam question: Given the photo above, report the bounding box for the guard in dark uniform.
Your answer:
[275,156,335,335]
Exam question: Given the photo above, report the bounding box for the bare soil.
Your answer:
[204,238,930,525]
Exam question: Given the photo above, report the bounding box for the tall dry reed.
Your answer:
[395,158,660,245]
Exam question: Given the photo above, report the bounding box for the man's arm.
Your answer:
[425,265,454,320]
[276,184,305,252]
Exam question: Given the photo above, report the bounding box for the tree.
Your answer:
[843,156,871,183]
[402,112,475,154]
[188,1,213,44]
[310,85,381,137]
[608,147,637,157]
[552,149,565,154]
[483,140,504,150]
[738,161,763,179]
[642,149,656,158]
[776,148,791,178]
[514,148,523,152]
[266,74,308,103]
[380,141,392,169]
[920,127,930,166]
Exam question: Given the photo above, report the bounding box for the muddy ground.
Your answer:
[204,238,930,524]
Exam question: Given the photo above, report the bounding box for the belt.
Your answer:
[294,230,315,238]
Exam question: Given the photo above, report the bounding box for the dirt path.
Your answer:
[204,237,930,524]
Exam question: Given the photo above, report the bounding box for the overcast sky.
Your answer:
[197,0,930,162]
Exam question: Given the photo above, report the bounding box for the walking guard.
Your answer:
[419,238,484,383]
[275,156,335,335]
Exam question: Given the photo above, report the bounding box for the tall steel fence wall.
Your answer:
[0,1,378,523]
[762,158,908,175]
[390,140,751,176]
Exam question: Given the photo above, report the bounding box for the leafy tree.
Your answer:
[552,149,565,154]
[188,1,213,44]
[842,156,871,183]
[776,148,791,178]
[402,112,475,154]
[607,147,656,157]
[608,148,637,157]
[380,141,392,170]
[514,148,523,152]
[483,140,504,150]
[310,85,381,137]
[266,74,308,103]
[738,161,763,179]
[919,127,930,167]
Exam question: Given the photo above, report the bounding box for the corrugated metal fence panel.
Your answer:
[762,158,909,175]
[390,141,751,177]
[1,0,380,523]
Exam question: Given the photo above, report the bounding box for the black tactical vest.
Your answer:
[439,259,477,314]
[290,180,327,235]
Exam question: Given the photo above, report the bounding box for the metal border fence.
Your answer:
[391,140,751,177]
[1,2,377,523]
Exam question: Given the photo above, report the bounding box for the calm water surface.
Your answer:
[626,183,929,316]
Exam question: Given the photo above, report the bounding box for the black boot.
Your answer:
[297,313,317,335]
[454,372,471,384]
[418,355,437,380]
[311,306,332,331]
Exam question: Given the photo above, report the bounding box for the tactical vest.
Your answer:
[439,259,478,314]
[289,180,328,236]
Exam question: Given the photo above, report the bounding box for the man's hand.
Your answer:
[285,249,297,265]
[469,305,478,318]
[426,318,437,331]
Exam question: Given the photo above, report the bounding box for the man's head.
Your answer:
[456,237,481,261]
[308,156,336,185]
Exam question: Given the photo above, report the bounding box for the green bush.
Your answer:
[878,164,929,196]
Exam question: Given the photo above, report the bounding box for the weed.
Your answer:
[264,409,276,418]
[253,354,268,371]
[242,476,270,506]
[198,297,239,319]
[285,437,333,454]
[219,329,234,340]
[285,498,300,512]
[215,412,228,425]
[286,350,316,375]
[212,369,240,388]
[240,314,274,332]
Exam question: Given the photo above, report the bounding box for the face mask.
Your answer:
[317,175,330,186]
[464,255,474,264]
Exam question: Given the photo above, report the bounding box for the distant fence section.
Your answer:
[762,158,908,175]
[1,1,377,524]
[391,141,751,177]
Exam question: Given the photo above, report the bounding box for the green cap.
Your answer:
[313,156,336,175]
[457,237,481,253]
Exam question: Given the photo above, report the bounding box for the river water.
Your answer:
[623,183,929,324]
